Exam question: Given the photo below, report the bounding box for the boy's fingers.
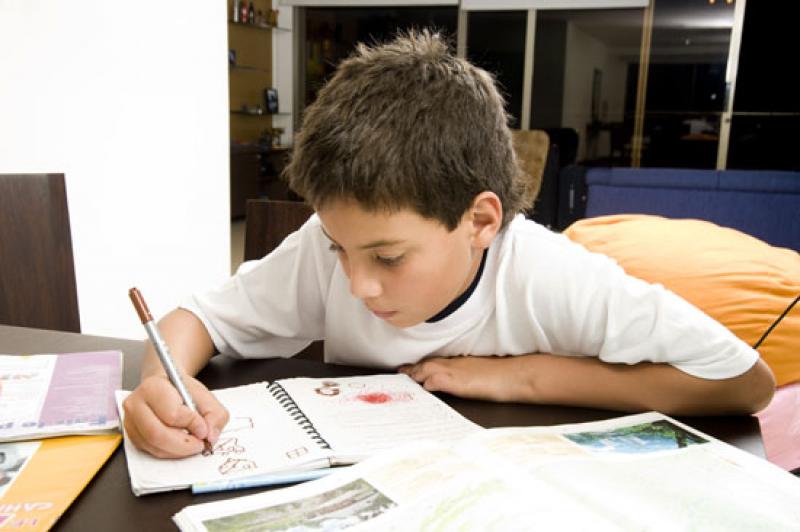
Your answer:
[398,360,449,392]
[197,399,230,444]
[124,394,205,458]
[420,369,458,394]
[142,383,208,434]
[125,415,195,460]
[134,376,209,442]
[400,357,496,399]
[399,361,426,381]
[186,379,229,443]
[400,358,448,383]
[203,410,228,444]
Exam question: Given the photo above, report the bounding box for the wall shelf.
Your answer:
[228,20,290,32]
[229,64,269,73]
[230,110,291,116]
[228,2,289,215]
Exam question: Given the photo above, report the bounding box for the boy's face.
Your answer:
[317,199,486,328]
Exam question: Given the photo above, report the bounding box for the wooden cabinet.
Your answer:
[230,146,261,219]
[228,1,287,144]
[228,1,292,219]
[230,146,292,219]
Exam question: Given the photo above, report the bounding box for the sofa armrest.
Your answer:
[556,164,588,230]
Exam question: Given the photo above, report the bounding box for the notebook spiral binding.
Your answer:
[268,382,332,450]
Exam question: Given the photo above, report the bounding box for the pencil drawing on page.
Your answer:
[218,458,257,476]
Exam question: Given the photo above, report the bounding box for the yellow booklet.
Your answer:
[0,434,120,531]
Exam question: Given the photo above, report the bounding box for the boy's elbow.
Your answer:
[741,358,775,414]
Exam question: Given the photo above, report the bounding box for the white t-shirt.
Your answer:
[184,215,757,380]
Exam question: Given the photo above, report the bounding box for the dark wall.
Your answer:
[728,0,800,170]
[530,19,567,129]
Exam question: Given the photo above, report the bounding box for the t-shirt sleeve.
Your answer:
[181,215,337,359]
[530,236,758,380]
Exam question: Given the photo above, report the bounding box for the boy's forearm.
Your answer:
[140,308,216,379]
[517,354,775,415]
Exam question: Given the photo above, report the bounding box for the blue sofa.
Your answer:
[558,166,800,251]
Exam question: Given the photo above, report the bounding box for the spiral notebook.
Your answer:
[116,374,482,495]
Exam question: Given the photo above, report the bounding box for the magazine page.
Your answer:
[458,412,800,530]
[173,440,616,532]
[174,412,800,531]
[0,352,122,442]
[274,374,482,462]
[116,383,333,496]
[0,434,120,531]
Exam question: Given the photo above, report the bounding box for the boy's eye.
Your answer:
[375,254,403,267]
[328,242,402,266]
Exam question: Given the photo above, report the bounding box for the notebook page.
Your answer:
[275,374,482,462]
[116,383,332,495]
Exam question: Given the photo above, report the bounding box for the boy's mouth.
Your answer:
[370,308,397,320]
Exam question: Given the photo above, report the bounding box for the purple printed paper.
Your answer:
[38,351,122,427]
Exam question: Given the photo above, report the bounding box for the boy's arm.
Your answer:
[139,308,216,378]
[123,308,230,458]
[400,354,775,415]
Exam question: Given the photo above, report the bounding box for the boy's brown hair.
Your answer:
[285,30,531,230]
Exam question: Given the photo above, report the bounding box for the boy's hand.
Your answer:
[399,355,532,403]
[402,353,775,415]
[122,374,229,459]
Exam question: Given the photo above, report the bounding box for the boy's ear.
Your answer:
[468,191,503,248]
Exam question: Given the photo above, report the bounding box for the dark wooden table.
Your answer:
[0,325,765,531]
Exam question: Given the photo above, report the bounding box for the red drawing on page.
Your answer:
[357,392,392,404]
[356,391,413,404]
[218,458,256,475]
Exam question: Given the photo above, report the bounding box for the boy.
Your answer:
[123,31,774,459]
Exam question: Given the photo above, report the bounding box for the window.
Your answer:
[303,7,458,108]
[727,0,800,171]
[466,11,528,129]
[638,0,734,169]
[529,8,643,166]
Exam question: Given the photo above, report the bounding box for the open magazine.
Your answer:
[0,351,122,442]
[173,412,800,531]
[0,434,121,530]
[116,374,481,495]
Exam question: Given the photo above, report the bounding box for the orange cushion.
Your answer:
[564,215,800,386]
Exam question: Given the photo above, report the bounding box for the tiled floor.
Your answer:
[230,219,245,274]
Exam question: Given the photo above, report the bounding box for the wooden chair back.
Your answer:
[244,199,321,360]
[511,129,550,206]
[0,173,81,332]
[244,199,314,261]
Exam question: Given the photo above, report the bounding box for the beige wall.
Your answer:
[562,22,627,161]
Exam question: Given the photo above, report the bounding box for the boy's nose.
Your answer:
[348,265,382,300]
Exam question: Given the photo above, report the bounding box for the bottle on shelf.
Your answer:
[248,2,255,25]
[240,0,248,23]
[232,0,240,23]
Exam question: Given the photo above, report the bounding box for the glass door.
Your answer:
[638,0,735,169]
[528,8,645,167]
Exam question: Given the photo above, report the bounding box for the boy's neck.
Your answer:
[426,248,488,323]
